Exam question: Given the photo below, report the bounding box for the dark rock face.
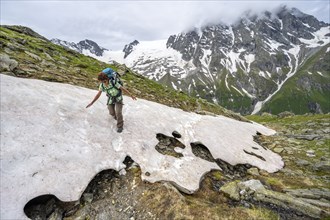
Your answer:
[51,39,108,56]
[77,39,107,56]
[123,40,139,58]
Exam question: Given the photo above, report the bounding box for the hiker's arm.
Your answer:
[121,87,137,100]
[86,91,102,108]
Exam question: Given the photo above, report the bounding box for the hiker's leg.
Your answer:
[115,102,124,128]
[108,104,117,120]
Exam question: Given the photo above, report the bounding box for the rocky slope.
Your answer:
[107,6,330,115]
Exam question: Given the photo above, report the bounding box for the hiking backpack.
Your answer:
[102,68,123,87]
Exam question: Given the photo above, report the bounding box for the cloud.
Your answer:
[1,1,329,50]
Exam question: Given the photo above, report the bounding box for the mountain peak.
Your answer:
[51,38,108,56]
[123,40,140,58]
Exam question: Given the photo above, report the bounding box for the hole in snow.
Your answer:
[243,150,266,161]
[190,142,215,162]
[190,142,254,177]
[253,133,268,151]
[155,133,185,158]
[24,194,76,219]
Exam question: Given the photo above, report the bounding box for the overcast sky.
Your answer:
[1,1,329,50]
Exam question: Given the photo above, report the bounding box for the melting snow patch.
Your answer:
[231,85,244,96]
[0,75,283,219]
[317,71,324,76]
[259,71,266,78]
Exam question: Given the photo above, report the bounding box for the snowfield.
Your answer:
[0,75,283,219]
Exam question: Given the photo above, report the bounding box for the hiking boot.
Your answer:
[117,127,123,133]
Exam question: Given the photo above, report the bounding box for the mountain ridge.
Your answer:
[99,6,329,115]
[51,38,108,57]
[46,6,330,116]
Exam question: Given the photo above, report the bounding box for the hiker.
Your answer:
[86,70,137,133]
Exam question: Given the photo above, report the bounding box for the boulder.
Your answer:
[0,54,18,71]
[253,189,323,219]
[221,180,328,219]
[219,181,240,201]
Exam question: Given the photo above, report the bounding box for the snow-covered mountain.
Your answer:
[54,6,330,115]
[51,38,108,57]
[103,6,329,115]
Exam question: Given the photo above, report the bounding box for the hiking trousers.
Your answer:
[108,102,123,128]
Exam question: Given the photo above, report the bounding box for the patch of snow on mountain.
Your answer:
[259,71,267,78]
[299,26,330,48]
[241,88,255,98]
[265,39,283,52]
[279,19,283,30]
[226,50,241,74]
[201,48,214,81]
[231,85,244,96]
[225,73,230,90]
[244,54,255,73]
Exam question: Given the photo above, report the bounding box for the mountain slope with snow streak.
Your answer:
[109,8,329,115]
